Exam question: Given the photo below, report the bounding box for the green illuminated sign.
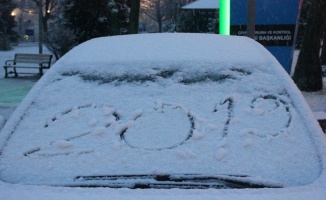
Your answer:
[219,0,230,35]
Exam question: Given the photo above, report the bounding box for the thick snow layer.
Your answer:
[55,34,270,75]
[0,33,326,198]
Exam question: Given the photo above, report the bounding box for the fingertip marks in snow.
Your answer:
[91,127,107,136]
[216,148,227,161]
[70,108,80,118]
[132,109,144,120]
[53,140,74,148]
[207,123,219,131]
[243,139,253,148]
[213,97,234,138]
[103,106,116,116]
[192,130,205,140]
[247,93,293,138]
[88,119,98,126]
[23,147,41,156]
[120,104,197,151]
[25,104,120,157]
[113,141,123,151]
[154,100,164,110]
[177,148,197,159]
[24,139,94,157]
[116,120,134,137]
[44,104,92,128]
[44,104,119,128]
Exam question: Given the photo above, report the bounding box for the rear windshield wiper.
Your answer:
[72,174,284,189]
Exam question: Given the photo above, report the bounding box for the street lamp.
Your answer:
[247,0,256,39]
[219,0,230,35]
[39,0,43,54]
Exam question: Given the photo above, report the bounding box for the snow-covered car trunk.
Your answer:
[0,34,325,190]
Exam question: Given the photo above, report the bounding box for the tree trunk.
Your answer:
[158,18,162,32]
[292,0,325,91]
[156,1,162,32]
[129,0,140,34]
[321,25,326,65]
[43,0,50,33]
[43,17,48,33]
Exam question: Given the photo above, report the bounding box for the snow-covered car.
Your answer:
[0,33,325,199]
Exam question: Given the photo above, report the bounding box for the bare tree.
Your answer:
[128,0,141,34]
[140,0,190,32]
[18,0,61,33]
[321,21,326,65]
[141,0,165,32]
[45,27,77,60]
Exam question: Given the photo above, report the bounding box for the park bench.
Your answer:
[3,53,53,78]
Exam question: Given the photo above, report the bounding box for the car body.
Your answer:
[0,33,325,199]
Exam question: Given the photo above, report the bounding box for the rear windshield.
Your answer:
[0,67,321,187]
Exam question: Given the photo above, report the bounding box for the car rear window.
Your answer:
[0,66,321,187]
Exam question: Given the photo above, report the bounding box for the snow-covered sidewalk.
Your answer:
[0,43,53,129]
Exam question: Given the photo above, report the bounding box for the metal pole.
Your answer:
[247,0,255,39]
[39,0,43,54]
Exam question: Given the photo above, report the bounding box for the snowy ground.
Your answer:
[0,43,53,129]
[0,42,325,131]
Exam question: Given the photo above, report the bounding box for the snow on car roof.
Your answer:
[0,33,325,188]
[54,33,273,76]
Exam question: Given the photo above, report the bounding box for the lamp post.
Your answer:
[219,0,230,35]
[38,0,43,54]
[247,0,255,39]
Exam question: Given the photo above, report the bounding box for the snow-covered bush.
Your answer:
[45,28,77,60]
